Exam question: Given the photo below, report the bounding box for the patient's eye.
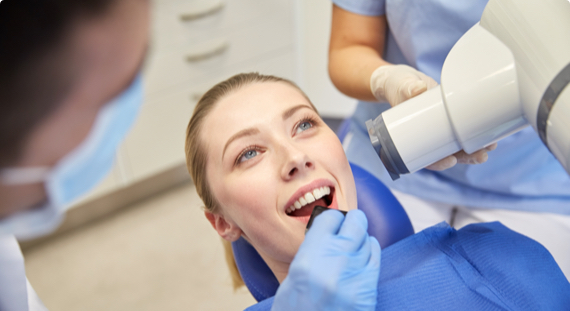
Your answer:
[294,116,316,135]
[236,145,263,165]
[243,150,257,160]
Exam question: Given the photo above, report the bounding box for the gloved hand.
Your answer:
[370,64,497,170]
[272,210,381,311]
[370,64,439,107]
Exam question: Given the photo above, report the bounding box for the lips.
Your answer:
[285,180,338,223]
[286,186,331,214]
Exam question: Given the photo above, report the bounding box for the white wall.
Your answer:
[295,0,357,118]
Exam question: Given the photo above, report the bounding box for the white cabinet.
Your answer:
[294,0,356,118]
[71,0,296,208]
[121,94,196,182]
[144,14,294,101]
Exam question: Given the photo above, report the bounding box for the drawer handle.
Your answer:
[179,1,225,21]
[185,40,229,62]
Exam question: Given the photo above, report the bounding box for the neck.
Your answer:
[271,264,290,284]
[257,253,291,283]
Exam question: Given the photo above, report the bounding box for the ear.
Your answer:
[205,211,242,242]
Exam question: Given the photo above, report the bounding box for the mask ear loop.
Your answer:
[0,167,51,185]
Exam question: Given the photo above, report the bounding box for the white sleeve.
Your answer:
[26,279,48,311]
[0,235,30,310]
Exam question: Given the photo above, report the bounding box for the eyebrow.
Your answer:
[222,128,260,161]
[282,104,314,120]
[221,104,315,161]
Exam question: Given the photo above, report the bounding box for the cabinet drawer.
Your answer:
[145,49,296,107]
[143,17,294,101]
[151,0,292,52]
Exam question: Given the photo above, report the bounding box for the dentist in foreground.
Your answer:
[0,0,379,310]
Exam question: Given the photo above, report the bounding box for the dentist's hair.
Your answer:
[0,0,116,166]
[185,72,316,289]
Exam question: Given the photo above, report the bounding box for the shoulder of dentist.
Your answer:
[0,0,381,310]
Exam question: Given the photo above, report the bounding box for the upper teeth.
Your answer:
[286,186,331,214]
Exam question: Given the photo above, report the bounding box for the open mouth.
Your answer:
[286,186,335,218]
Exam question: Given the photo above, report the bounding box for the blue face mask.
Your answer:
[0,74,144,240]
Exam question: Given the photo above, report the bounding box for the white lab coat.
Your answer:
[0,235,47,311]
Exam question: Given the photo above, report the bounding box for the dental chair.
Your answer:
[232,162,414,303]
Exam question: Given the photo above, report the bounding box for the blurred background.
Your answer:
[21,0,355,310]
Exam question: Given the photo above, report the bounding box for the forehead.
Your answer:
[202,81,313,138]
[218,81,310,117]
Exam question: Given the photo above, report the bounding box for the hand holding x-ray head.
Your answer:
[366,0,570,180]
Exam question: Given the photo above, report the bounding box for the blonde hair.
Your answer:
[185,72,315,290]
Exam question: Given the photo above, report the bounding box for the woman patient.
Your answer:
[185,73,570,309]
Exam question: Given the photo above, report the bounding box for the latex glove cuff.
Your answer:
[369,64,438,106]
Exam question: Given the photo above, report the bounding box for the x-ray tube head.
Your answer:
[367,0,570,180]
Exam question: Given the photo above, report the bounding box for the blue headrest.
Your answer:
[336,118,351,142]
[232,162,414,302]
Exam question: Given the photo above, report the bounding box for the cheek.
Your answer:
[213,165,303,263]
[318,132,358,210]
[214,164,279,228]
[20,104,99,166]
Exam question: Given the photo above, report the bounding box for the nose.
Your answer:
[280,144,314,181]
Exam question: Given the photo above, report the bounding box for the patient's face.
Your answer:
[202,82,357,276]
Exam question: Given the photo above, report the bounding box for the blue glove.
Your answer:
[272,209,381,311]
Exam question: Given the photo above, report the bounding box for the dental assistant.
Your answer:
[0,1,379,310]
[328,0,570,277]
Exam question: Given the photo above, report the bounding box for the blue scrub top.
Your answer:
[334,0,570,213]
[246,222,570,310]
